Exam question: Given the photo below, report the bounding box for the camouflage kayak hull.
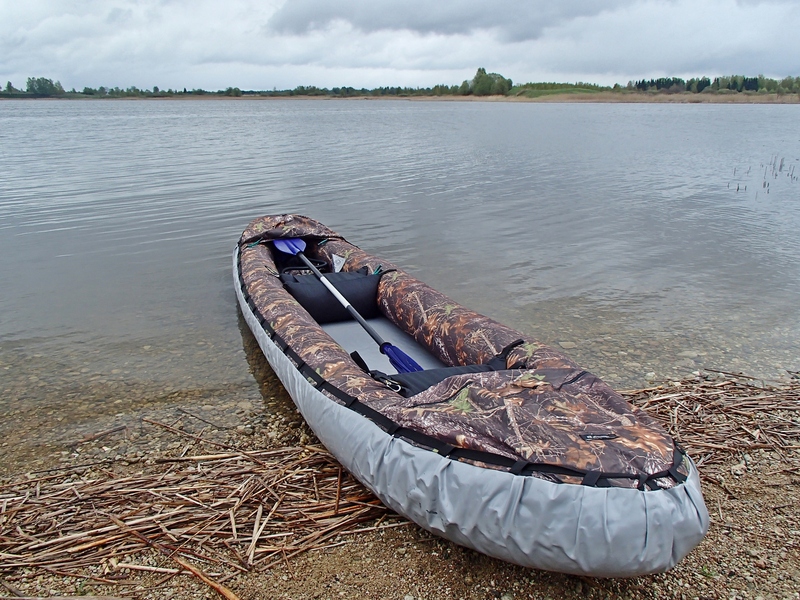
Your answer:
[234,214,709,577]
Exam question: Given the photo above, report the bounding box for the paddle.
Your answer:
[273,238,423,374]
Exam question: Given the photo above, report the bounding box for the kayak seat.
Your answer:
[281,267,383,324]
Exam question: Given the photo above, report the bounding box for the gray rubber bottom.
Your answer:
[322,317,445,372]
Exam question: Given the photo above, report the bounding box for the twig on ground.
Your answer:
[1,370,797,594]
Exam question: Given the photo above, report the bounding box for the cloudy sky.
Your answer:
[1,0,798,91]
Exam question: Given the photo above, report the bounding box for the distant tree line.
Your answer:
[0,69,514,100]
[2,77,67,96]
[282,69,512,97]
[514,81,608,92]
[281,84,459,97]
[1,78,244,98]
[3,71,800,100]
[629,75,800,94]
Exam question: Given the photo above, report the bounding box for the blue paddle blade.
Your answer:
[273,236,423,375]
[274,238,306,255]
[382,343,423,373]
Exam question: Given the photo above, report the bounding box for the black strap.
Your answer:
[582,471,601,487]
[393,426,455,456]
[350,351,370,374]
[317,381,355,405]
[562,370,589,387]
[668,446,688,483]
[511,460,528,475]
[486,339,526,370]
[649,445,688,485]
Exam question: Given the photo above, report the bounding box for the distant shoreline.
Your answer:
[387,91,800,104]
[3,91,798,104]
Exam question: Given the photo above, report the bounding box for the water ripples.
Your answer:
[1,99,798,382]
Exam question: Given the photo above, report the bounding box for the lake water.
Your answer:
[1,98,799,469]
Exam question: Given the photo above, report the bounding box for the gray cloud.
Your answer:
[266,0,632,42]
[0,0,798,91]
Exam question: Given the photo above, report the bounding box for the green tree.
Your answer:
[470,67,512,96]
[492,76,511,94]
[472,67,492,95]
[26,77,65,96]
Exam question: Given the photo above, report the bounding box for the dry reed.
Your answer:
[1,420,401,597]
[623,370,800,470]
[2,371,799,595]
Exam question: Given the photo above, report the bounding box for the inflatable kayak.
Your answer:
[233,214,708,577]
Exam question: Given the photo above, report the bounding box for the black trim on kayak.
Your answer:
[237,247,687,491]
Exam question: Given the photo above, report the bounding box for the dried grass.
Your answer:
[0,420,401,597]
[2,371,799,596]
[623,370,800,470]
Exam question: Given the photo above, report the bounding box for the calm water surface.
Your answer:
[1,99,799,466]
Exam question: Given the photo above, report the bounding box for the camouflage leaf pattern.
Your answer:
[239,215,687,488]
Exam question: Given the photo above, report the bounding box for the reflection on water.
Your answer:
[0,307,299,476]
[1,99,799,468]
[0,330,261,475]
[237,305,296,419]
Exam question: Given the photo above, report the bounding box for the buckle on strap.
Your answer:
[370,370,403,393]
[350,352,404,393]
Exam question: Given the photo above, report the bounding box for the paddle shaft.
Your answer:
[293,251,388,349]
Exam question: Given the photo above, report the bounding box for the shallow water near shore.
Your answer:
[1,99,799,471]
